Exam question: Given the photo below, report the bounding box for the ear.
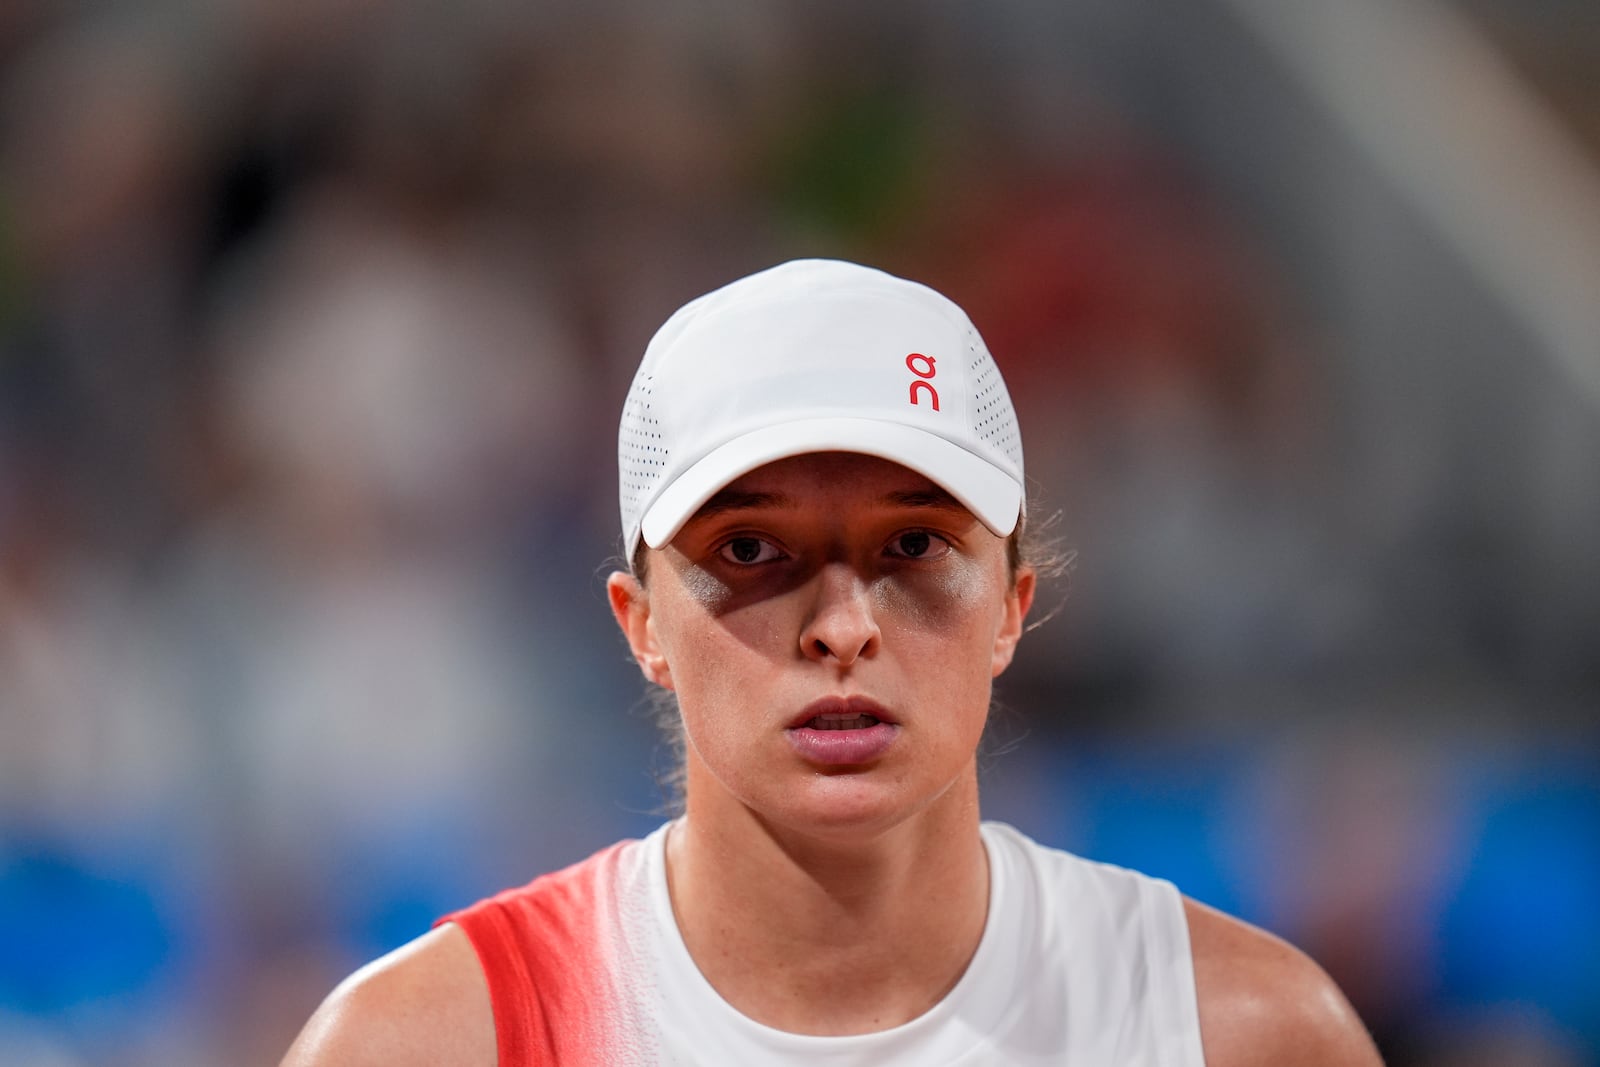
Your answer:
[608,570,674,690]
[991,566,1036,678]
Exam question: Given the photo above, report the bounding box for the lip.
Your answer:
[786,695,897,730]
[785,696,899,766]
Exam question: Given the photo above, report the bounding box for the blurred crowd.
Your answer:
[0,2,1596,1065]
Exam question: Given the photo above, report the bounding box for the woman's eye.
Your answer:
[718,536,782,565]
[886,530,948,559]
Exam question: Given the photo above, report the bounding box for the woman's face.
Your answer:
[609,452,1034,839]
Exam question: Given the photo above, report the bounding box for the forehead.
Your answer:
[693,452,970,519]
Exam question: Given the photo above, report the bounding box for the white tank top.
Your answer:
[446,820,1205,1065]
[635,820,1206,1065]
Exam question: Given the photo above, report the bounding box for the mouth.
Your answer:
[806,712,882,731]
[787,696,895,732]
[785,697,899,765]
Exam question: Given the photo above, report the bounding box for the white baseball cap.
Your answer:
[618,259,1025,557]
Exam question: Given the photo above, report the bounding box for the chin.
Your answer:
[756,771,963,842]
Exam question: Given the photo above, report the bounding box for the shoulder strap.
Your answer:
[440,842,631,1067]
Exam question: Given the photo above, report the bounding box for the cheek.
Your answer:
[675,564,736,612]
[874,556,1001,647]
[873,560,1009,729]
[653,595,784,727]
[666,560,805,646]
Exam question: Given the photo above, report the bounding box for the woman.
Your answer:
[283,260,1382,1065]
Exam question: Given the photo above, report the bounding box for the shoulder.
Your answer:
[1184,897,1384,1067]
[278,922,495,1067]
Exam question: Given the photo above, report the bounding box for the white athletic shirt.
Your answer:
[442,820,1207,1066]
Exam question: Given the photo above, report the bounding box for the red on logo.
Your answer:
[906,352,939,411]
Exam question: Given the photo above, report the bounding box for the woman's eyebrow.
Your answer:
[691,489,794,519]
[884,487,966,512]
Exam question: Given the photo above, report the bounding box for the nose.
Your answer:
[799,563,881,666]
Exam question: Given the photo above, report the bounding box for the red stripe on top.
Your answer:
[439,841,632,1067]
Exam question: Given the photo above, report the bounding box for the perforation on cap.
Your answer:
[619,372,669,542]
[966,327,1022,470]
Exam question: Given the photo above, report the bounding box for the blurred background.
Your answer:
[1,0,1597,1063]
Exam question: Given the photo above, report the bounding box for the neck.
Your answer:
[665,769,989,1036]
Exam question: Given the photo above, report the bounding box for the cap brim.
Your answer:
[637,417,1023,550]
